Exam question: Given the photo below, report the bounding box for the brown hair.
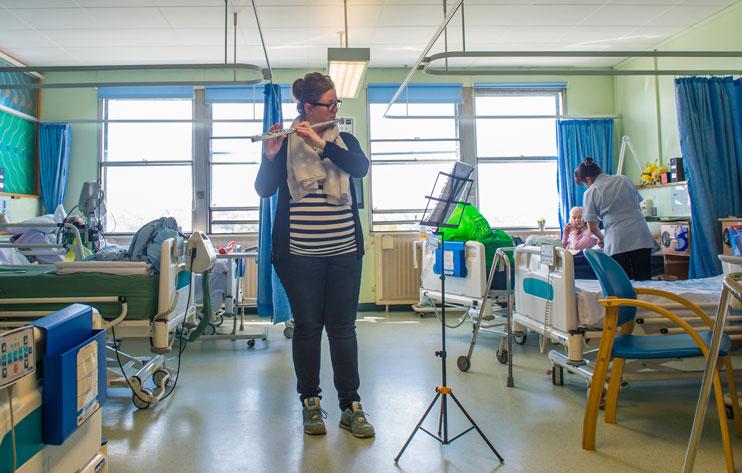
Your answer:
[292,72,335,116]
[574,157,602,184]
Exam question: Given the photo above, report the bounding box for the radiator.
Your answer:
[240,254,258,307]
[374,234,422,305]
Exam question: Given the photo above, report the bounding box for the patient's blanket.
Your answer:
[574,276,724,327]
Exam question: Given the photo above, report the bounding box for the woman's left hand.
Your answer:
[293,121,326,151]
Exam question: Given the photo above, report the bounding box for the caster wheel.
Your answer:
[514,333,527,345]
[205,324,216,336]
[551,365,564,386]
[457,356,471,372]
[727,405,734,420]
[247,339,256,348]
[496,349,509,365]
[132,388,153,410]
[153,369,171,387]
[214,315,224,327]
[283,326,294,339]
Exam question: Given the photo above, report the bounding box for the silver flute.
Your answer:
[249,119,341,142]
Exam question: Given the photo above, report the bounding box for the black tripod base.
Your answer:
[394,386,504,464]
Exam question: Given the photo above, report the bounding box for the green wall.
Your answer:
[40,68,614,303]
[615,2,742,215]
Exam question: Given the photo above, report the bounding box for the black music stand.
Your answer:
[394,162,504,464]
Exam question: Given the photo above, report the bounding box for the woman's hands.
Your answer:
[293,121,326,151]
[262,123,286,160]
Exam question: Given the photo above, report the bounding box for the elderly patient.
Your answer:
[562,206,597,251]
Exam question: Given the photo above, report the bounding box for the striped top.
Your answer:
[289,188,358,257]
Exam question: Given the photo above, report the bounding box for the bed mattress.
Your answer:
[0,265,159,319]
[574,276,724,327]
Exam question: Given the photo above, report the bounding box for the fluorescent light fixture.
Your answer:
[327,47,370,99]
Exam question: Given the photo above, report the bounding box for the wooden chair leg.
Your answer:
[605,358,625,424]
[582,307,617,451]
[723,357,742,438]
[713,370,736,473]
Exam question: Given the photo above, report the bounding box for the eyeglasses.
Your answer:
[308,100,343,112]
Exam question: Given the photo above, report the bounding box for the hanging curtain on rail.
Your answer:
[38,123,71,213]
[257,83,291,323]
[675,76,742,278]
[556,119,614,228]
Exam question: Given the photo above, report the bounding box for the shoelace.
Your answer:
[352,410,370,424]
[309,408,328,421]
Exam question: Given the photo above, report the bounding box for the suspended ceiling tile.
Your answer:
[377,5,449,27]
[464,5,601,27]
[0,10,30,30]
[583,4,671,27]
[0,0,80,7]
[81,8,171,30]
[2,47,77,65]
[366,26,441,45]
[7,7,94,30]
[43,28,181,48]
[159,6,228,28]
[0,29,57,48]
[646,5,730,27]
[75,0,157,6]
[175,27,256,46]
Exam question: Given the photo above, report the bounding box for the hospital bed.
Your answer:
[0,305,108,473]
[511,245,742,386]
[0,237,196,409]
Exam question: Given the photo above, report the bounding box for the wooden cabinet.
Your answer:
[720,218,742,256]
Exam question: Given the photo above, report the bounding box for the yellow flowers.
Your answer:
[640,161,669,185]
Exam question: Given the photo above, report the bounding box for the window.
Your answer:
[100,85,295,234]
[474,87,564,229]
[207,95,294,233]
[101,90,193,233]
[368,84,462,232]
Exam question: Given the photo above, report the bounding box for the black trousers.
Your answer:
[274,252,362,411]
[611,247,652,281]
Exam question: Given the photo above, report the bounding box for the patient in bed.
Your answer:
[562,207,598,251]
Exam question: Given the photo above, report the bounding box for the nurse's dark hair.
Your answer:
[574,157,602,184]
[292,72,335,116]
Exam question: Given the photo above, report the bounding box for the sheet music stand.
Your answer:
[394,162,504,464]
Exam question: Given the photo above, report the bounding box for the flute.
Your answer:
[249,119,341,142]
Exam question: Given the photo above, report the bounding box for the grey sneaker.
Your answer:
[339,402,375,438]
[302,397,327,435]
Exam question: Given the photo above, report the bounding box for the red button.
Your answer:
[13,364,19,374]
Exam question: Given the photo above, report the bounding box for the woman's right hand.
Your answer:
[262,123,286,160]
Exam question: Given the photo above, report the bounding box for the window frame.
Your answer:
[367,99,463,233]
[473,87,565,231]
[99,95,195,235]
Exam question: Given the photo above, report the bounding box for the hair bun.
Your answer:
[291,78,305,101]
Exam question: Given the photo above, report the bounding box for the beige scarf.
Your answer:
[286,118,351,205]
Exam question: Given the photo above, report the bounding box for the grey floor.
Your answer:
[103,312,740,473]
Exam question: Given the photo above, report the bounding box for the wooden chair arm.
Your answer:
[598,297,711,356]
[634,287,714,328]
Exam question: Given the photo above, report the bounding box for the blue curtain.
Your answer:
[675,77,742,278]
[257,83,291,323]
[556,119,614,228]
[38,123,72,214]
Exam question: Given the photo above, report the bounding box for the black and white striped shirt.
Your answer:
[289,190,357,257]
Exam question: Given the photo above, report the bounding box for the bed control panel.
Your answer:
[0,326,35,389]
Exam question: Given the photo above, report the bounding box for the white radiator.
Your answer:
[374,234,422,305]
[240,254,258,307]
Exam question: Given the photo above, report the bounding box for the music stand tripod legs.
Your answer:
[394,229,504,464]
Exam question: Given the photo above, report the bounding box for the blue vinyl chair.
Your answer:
[582,249,741,473]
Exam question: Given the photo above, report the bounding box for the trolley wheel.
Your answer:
[551,365,564,386]
[214,314,224,327]
[205,323,217,336]
[496,349,509,365]
[283,326,294,339]
[247,339,256,348]
[153,369,172,387]
[457,356,471,372]
[132,388,153,410]
[514,333,528,345]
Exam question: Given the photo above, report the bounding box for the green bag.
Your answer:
[441,205,513,266]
